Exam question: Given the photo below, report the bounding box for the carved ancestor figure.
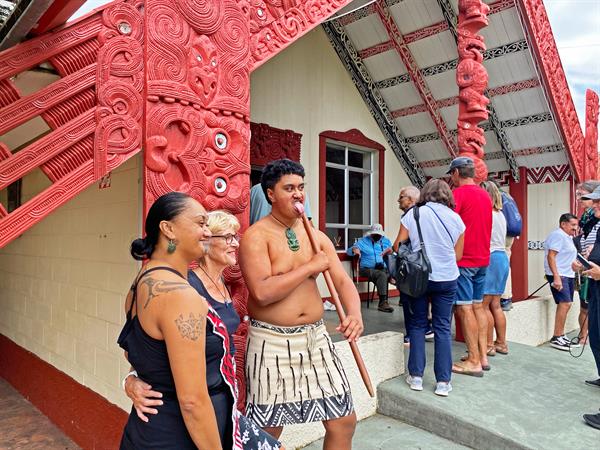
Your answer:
[456,0,491,182]
[584,89,599,181]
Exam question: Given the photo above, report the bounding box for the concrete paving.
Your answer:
[378,338,600,450]
[302,414,470,450]
[0,378,80,449]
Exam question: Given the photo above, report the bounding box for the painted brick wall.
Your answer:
[0,156,141,411]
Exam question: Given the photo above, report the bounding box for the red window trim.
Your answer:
[318,129,385,261]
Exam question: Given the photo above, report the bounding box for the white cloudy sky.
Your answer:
[71,0,599,128]
[545,0,600,128]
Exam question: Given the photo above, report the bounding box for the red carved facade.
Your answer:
[456,0,490,182]
[518,0,586,182]
[250,122,302,166]
[584,89,599,182]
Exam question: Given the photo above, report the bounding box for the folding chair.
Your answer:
[351,255,376,308]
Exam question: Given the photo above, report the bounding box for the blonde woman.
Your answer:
[480,181,510,356]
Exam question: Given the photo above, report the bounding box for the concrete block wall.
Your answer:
[0,156,141,410]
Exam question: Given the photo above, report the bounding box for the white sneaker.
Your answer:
[406,375,423,391]
[434,381,452,397]
[323,300,336,311]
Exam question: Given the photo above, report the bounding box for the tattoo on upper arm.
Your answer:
[141,277,191,308]
[174,313,206,341]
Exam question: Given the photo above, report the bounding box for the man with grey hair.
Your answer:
[398,186,420,213]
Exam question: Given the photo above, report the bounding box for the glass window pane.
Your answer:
[326,143,345,165]
[348,171,370,225]
[325,167,345,224]
[348,150,371,170]
[348,229,366,247]
[326,228,345,250]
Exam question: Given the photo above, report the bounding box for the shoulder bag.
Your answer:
[393,206,432,298]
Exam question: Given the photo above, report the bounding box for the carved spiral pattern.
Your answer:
[174,0,223,34]
[147,4,190,83]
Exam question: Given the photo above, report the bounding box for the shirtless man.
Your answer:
[240,159,364,450]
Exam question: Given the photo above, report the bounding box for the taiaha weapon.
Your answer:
[293,202,375,397]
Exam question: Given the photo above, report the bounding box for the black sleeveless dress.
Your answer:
[118,266,281,450]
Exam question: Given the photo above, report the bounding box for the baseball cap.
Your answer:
[446,156,475,174]
[581,186,600,200]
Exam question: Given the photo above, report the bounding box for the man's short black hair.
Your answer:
[261,159,305,205]
[559,213,577,224]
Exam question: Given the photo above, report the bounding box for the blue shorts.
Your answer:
[483,251,510,295]
[546,275,574,304]
[455,266,487,305]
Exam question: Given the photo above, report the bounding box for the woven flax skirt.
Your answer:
[244,319,354,427]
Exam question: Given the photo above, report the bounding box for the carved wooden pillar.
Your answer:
[456,0,490,182]
[584,89,599,182]
[509,166,528,302]
[143,0,252,407]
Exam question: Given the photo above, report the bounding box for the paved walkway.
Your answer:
[0,378,79,450]
[378,337,600,449]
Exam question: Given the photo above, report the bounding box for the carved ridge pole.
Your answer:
[456,0,490,182]
[584,89,599,181]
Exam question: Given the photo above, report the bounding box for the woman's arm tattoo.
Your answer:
[174,313,206,341]
[141,277,191,308]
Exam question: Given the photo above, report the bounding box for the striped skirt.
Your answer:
[244,319,353,427]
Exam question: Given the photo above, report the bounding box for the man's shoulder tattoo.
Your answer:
[174,312,205,341]
[141,277,191,308]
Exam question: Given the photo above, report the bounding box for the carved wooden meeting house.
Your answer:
[0,0,597,448]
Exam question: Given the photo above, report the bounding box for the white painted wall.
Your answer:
[250,26,412,295]
[526,181,571,298]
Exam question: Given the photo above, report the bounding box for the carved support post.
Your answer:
[456,0,490,182]
[509,166,528,302]
[584,89,599,181]
[143,0,252,408]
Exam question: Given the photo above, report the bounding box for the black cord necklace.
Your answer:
[271,214,300,251]
[197,265,231,307]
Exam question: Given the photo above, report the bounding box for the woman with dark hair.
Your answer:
[394,179,465,396]
[480,181,510,357]
[118,193,281,450]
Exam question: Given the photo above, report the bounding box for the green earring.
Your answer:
[167,239,177,254]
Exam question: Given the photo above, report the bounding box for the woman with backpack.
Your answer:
[480,181,510,356]
[393,179,465,396]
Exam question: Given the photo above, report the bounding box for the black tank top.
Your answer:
[117,266,230,449]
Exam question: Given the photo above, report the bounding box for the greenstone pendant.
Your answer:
[285,227,300,252]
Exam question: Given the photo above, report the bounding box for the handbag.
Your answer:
[393,206,431,298]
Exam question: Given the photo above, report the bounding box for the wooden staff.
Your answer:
[294,202,374,397]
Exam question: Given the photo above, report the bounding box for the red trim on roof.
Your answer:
[517,0,585,182]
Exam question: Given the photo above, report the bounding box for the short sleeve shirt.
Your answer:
[453,184,492,268]
[402,202,466,282]
[544,228,576,277]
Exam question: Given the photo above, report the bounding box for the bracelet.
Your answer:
[122,370,138,390]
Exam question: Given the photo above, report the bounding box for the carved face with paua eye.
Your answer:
[187,35,218,105]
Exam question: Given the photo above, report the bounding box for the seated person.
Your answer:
[347,224,394,312]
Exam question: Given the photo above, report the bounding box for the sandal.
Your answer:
[494,342,509,355]
[487,347,496,357]
[452,362,484,377]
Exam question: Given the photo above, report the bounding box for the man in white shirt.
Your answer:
[544,213,579,351]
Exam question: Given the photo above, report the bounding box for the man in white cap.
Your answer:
[347,224,394,312]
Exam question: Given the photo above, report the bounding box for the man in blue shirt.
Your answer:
[347,224,394,312]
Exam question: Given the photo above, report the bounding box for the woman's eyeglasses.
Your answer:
[211,234,240,245]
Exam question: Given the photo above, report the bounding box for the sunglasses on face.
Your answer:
[211,234,240,245]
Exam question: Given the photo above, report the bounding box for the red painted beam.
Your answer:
[509,166,528,301]
[391,78,540,118]
[31,0,87,35]
[374,0,457,157]
[356,0,514,59]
